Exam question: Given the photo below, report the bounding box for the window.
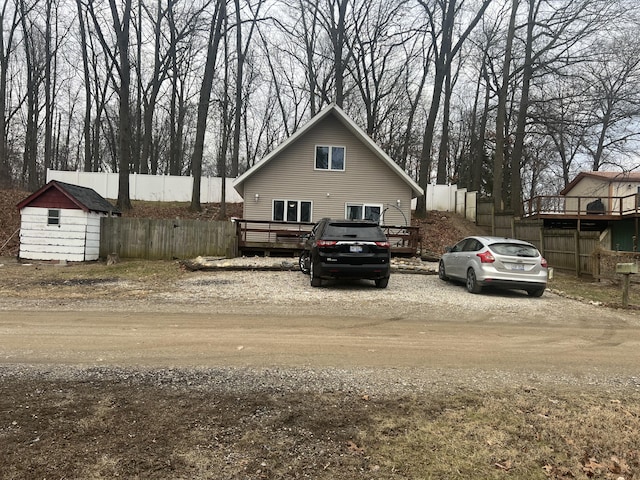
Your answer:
[315,146,345,171]
[47,209,60,226]
[273,200,312,222]
[346,203,383,223]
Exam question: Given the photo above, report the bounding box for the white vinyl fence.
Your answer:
[47,169,244,203]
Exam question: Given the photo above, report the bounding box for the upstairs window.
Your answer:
[47,209,60,226]
[273,200,312,223]
[315,146,345,171]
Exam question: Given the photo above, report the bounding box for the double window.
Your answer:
[315,146,345,171]
[273,200,312,223]
[346,203,383,223]
[47,209,60,226]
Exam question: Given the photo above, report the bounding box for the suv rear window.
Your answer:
[323,222,387,241]
[490,242,539,257]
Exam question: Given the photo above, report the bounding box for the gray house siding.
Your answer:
[242,115,412,226]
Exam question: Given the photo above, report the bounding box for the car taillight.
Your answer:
[541,257,548,268]
[316,240,337,247]
[375,241,390,248]
[477,250,495,263]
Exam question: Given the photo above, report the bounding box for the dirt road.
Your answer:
[1,266,640,384]
[3,263,640,479]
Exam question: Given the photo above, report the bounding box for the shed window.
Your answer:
[273,200,312,222]
[315,146,345,171]
[47,209,60,226]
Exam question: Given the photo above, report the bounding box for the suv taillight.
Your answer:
[316,240,337,247]
[541,257,548,268]
[375,241,390,248]
[477,250,495,263]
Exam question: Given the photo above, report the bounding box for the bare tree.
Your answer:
[348,0,410,137]
[231,0,263,178]
[18,0,44,190]
[87,0,134,210]
[581,32,640,171]
[190,0,226,212]
[415,0,492,217]
[0,0,21,187]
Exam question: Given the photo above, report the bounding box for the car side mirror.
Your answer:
[445,246,452,252]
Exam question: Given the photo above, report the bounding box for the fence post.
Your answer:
[491,202,495,236]
[574,230,581,276]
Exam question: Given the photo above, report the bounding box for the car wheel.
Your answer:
[527,287,545,297]
[310,261,321,287]
[466,268,482,294]
[438,260,448,281]
[299,252,310,274]
[375,276,389,289]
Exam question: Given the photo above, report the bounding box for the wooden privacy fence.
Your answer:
[541,230,601,276]
[100,217,237,260]
[473,202,605,276]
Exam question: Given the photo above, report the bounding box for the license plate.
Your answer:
[511,263,525,271]
[350,245,363,253]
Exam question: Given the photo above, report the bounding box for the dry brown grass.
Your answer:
[2,377,639,479]
[548,270,640,309]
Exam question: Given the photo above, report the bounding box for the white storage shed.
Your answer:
[17,181,121,262]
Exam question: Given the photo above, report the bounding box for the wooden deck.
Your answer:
[234,219,420,257]
[524,194,640,219]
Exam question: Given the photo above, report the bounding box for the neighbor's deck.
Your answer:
[235,219,420,256]
[524,194,640,221]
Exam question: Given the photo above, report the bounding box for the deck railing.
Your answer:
[234,219,420,255]
[524,194,640,217]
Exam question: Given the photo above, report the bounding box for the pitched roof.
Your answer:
[560,171,640,195]
[232,104,424,197]
[17,180,121,215]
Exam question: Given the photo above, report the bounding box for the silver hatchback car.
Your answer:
[438,236,548,296]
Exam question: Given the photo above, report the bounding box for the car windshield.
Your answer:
[489,242,539,257]
[324,223,386,241]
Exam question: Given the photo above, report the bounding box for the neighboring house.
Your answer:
[17,180,121,262]
[524,171,640,252]
[233,104,423,227]
[560,171,640,215]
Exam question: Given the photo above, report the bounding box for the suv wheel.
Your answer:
[299,252,310,274]
[310,261,321,287]
[466,268,482,294]
[375,276,389,289]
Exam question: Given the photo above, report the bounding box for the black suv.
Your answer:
[299,218,391,288]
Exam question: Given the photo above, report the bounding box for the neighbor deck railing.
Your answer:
[524,194,640,217]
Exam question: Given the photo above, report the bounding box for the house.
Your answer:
[560,171,640,215]
[233,104,423,227]
[17,180,121,262]
[523,171,640,252]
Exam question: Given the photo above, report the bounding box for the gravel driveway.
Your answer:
[2,258,640,388]
[3,259,640,479]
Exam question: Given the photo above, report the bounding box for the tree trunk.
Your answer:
[111,0,133,211]
[493,0,519,212]
[75,0,92,172]
[509,0,535,216]
[190,0,225,212]
[0,4,19,187]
